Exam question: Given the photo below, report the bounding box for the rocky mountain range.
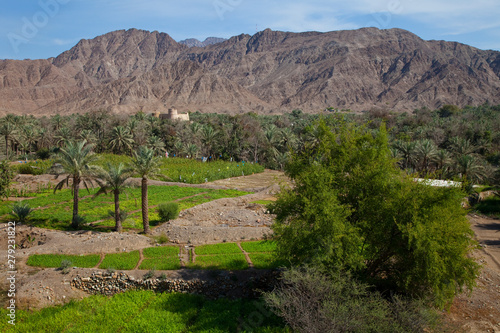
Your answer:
[1,27,499,116]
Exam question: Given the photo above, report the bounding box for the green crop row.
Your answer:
[26,242,286,271]
[26,254,100,268]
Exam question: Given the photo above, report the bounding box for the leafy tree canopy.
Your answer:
[270,119,480,307]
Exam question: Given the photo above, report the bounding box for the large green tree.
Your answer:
[271,119,480,307]
[54,140,100,229]
[130,146,161,234]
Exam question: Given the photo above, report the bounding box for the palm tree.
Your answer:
[53,140,100,229]
[393,140,417,170]
[0,121,16,157]
[20,126,37,156]
[147,136,166,156]
[452,155,488,184]
[449,137,476,157]
[109,126,135,155]
[94,163,132,232]
[173,141,184,157]
[55,127,72,147]
[187,144,199,159]
[435,149,452,179]
[79,130,97,146]
[51,114,65,131]
[36,128,53,150]
[130,146,161,234]
[200,125,219,158]
[414,139,438,175]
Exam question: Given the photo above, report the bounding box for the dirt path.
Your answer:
[237,242,254,268]
[134,249,145,270]
[95,253,105,269]
[446,215,500,332]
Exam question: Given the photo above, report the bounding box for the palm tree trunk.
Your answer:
[142,176,150,234]
[72,176,80,229]
[114,189,122,233]
[4,135,8,157]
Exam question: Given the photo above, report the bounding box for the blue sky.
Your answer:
[1,0,499,60]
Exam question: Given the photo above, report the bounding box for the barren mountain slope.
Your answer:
[1,28,499,116]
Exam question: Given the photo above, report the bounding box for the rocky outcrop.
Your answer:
[1,28,499,116]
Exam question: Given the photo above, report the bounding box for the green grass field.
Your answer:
[138,246,182,270]
[99,251,140,270]
[138,257,181,270]
[0,291,288,332]
[26,254,100,268]
[240,241,277,253]
[194,243,242,255]
[248,254,288,269]
[95,154,265,184]
[0,186,251,231]
[188,254,249,270]
[143,246,180,258]
[474,196,500,218]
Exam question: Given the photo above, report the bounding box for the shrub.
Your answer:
[264,266,445,333]
[108,210,129,222]
[0,160,14,199]
[36,148,51,160]
[155,233,169,244]
[60,260,73,274]
[10,202,34,223]
[157,202,179,222]
[143,269,155,279]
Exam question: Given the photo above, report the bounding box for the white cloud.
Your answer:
[262,2,359,32]
[52,38,77,46]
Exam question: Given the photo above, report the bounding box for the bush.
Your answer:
[60,260,73,274]
[157,202,179,222]
[17,164,44,175]
[108,210,129,222]
[155,233,169,244]
[0,160,14,199]
[36,148,51,160]
[13,160,53,175]
[264,266,445,333]
[10,202,34,223]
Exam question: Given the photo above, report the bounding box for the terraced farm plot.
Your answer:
[248,253,288,269]
[240,241,277,253]
[143,246,180,258]
[138,257,181,270]
[188,254,249,270]
[99,251,140,270]
[138,246,181,270]
[26,254,100,268]
[194,243,242,255]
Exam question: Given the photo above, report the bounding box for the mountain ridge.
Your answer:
[1,27,499,116]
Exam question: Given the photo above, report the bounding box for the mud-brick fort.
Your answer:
[152,108,190,121]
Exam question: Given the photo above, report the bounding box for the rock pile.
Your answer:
[72,271,281,299]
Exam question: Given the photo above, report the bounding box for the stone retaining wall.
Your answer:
[71,271,280,299]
